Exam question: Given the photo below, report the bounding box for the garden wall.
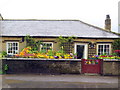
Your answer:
[1,58,120,75]
[2,58,81,74]
[103,60,120,75]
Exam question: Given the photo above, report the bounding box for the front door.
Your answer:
[75,43,88,59]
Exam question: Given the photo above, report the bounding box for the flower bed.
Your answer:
[12,47,120,60]
[91,55,120,59]
[15,46,76,59]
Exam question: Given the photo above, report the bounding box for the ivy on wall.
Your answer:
[57,36,76,53]
[24,35,42,51]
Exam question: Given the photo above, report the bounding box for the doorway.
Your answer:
[74,43,88,59]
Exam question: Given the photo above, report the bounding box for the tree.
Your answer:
[112,38,120,56]
[112,38,120,50]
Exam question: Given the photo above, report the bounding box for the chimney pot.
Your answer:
[105,15,111,31]
[106,15,110,19]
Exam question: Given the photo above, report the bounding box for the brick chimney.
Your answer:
[105,15,111,31]
[0,14,3,20]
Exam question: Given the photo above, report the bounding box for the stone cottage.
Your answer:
[0,14,119,59]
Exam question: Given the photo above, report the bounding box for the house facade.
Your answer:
[0,15,119,59]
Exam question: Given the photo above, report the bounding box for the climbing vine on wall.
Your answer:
[24,35,42,51]
[57,36,76,53]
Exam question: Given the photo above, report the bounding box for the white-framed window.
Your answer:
[40,42,53,52]
[6,42,19,55]
[97,44,111,55]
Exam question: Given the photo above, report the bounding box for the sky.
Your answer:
[0,0,119,33]
[118,1,120,33]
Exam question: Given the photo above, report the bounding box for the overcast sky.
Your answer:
[0,0,119,32]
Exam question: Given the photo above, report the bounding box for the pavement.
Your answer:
[0,74,119,88]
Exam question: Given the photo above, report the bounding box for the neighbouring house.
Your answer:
[0,14,120,59]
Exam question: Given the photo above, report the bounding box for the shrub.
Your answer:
[1,51,7,57]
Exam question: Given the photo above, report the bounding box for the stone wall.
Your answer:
[2,59,81,74]
[103,61,120,75]
[1,58,120,75]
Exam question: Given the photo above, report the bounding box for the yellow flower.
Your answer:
[59,56,62,59]
[37,54,45,58]
[26,50,29,53]
[29,56,34,58]
[69,57,73,59]
[20,52,25,56]
[45,56,49,59]
[50,56,54,59]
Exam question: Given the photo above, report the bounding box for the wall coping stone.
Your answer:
[1,58,120,61]
[103,59,120,61]
[2,58,82,61]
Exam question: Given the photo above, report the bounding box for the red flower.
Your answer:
[114,50,120,53]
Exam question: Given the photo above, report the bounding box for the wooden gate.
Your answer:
[81,59,103,74]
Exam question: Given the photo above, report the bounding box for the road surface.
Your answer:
[0,74,119,88]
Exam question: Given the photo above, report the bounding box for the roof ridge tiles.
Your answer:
[2,19,80,21]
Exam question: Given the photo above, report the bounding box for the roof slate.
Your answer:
[0,20,119,38]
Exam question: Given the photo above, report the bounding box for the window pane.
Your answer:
[40,43,52,52]
[98,53,100,55]
[7,42,19,55]
[47,44,49,46]
[16,43,18,46]
[98,44,110,55]
[98,45,101,49]
[104,49,106,53]
[106,45,109,48]
[13,43,15,46]
[49,43,52,46]
[101,45,103,49]
[13,47,15,50]
[10,51,12,53]
[13,51,15,54]
[16,47,17,50]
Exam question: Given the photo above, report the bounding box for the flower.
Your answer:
[15,46,75,59]
[114,50,120,53]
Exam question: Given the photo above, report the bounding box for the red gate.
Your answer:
[81,59,103,74]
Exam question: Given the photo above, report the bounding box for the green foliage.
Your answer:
[4,64,8,71]
[0,70,3,74]
[112,38,120,50]
[25,35,35,47]
[57,36,75,53]
[47,49,54,56]
[24,35,42,51]
[1,51,7,57]
[56,46,65,56]
[0,64,9,74]
[101,53,108,56]
[110,53,118,56]
[57,36,75,45]
[39,50,47,54]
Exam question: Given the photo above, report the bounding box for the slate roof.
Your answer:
[0,20,119,38]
